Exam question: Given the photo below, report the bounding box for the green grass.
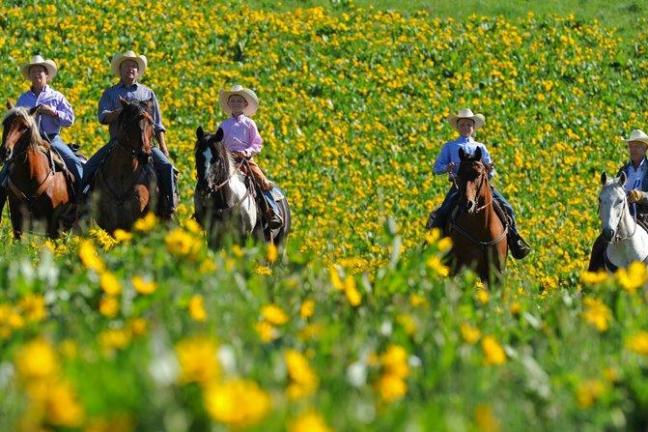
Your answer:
[246,0,646,40]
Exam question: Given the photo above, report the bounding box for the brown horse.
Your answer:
[449,147,508,283]
[1,104,75,238]
[92,99,157,233]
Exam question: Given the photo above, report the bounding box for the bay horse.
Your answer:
[449,147,508,283]
[1,104,75,238]
[597,171,648,271]
[92,99,158,233]
[194,126,291,247]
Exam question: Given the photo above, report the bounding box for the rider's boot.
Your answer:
[508,230,532,260]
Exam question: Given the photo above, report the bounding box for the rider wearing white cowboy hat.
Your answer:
[0,55,84,215]
[588,129,648,270]
[214,84,283,229]
[428,107,532,259]
[81,50,177,217]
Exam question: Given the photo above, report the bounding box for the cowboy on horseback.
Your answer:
[81,51,177,218]
[588,129,648,271]
[217,85,283,229]
[427,108,531,259]
[0,55,84,217]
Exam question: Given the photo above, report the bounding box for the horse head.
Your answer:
[116,98,154,164]
[1,104,43,162]
[599,171,628,241]
[195,126,229,191]
[457,147,489,214]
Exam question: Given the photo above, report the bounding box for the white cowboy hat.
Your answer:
[111,50,147,77]
[21,55,57,81]
[447,108,485,130]
[623,129,648,145]
[219,85,259,116]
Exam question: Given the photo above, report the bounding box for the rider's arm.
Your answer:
[480,144,497,178]
[247,119,263,156]
[98,89,119,125]
[53,94,74,128]
[157,131,169,158]
[432,143,451,175]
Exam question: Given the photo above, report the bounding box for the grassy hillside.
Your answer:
[0,1,647,431]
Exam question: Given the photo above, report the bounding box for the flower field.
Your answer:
[1,1,648,430]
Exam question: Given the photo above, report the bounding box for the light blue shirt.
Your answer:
[98,82,165,138]
[16,85,74,135]
[433,135,495,177]
[625,158,646,192]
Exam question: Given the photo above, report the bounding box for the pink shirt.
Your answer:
[218,114,263,156]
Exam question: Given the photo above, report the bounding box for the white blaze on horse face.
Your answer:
[599,182,626,234]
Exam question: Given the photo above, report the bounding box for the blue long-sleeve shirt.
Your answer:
[433,135,496,177]
[17,85,74,135]
[98,82,165,138]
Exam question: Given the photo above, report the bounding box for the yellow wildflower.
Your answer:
[266,242,278,263]
[376,373,407,402]
[203,379,271,427]
[426,255,449,277]
[626,331,648,356]
[460,323,481,344]
[44,380,85,427]
[616,261,648,293]
[18,294,47,322]
[285,349,318,399]
[176,337,219,385]
[78,240,105,273]
[133,212,157,232]
[113,229,133,242]
[188,294,208,322]
[98,328,131,352]
[576,379,605,408]
[329,265,344,291]
[165,228,201,258]
[481,336,506,365]
[475,404,500,432]
[15,338,58,381]
[579,271,608,285]
[132,276,156,295]
[261,304,289,325]
[300,299,315,319]
[99,295,119,318]
[256,321,279,343]
[289,411,332,432]
[255,265,273,276]
[100,272,122,295]
[582,297,612,332]
[344,276,362,307]
[381,345,409,379]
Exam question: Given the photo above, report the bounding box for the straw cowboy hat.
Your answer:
[447,108,485,130]
[219,85,259,116]
[21,55,57,80]
[623,129,648,145]
[111,50,147,77]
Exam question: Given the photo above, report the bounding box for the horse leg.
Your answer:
[8,201,23,240]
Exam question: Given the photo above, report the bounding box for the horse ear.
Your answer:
[215,127,224,142]
[196,126,205,141]
[459,147,466,161]
[618,171,627,187]
[600,172,608,185]
[28,105,40,116]
[6,100,14,110]
[474,147,483,161]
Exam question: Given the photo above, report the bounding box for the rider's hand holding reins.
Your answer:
[628,189,647,203]
[36,104,57,118]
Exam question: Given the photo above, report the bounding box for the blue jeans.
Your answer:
[0,135,83,194]
[434,185,518,234]
[82,140,176,211]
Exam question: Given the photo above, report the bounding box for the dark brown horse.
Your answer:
[194,126,291,247]
[92,99,157,233]
[1,104,75,238]
[449,147,508,283]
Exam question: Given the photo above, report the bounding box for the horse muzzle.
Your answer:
[602,227,615,242]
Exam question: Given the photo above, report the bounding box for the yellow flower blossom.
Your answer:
[285,349,318,399]
[460,323,481,344]
[426,255,449,277]
[475,404,500,432]
[266,242,278,263]
[188,294,208,322]
[300,299,315,319]
[100,272,122,295]
[18,294,47,322]
[344,276,362,307]
[165,228,201,258]
[133,212,157,232]
[481,336,506,365]
[78,240,105,273]
[203,379,271,427]
[113,229,133,242]
[132,276,157,295]
[15,338,58,381]
[289,411,332,432]
[576,379,606,408]
[261,304,289,325]
[176,337,219,385]
[582,297,612,333]
[99,295,119,318]
[626,331,648,356]
[616,261,648,293]
[579,270,608,285]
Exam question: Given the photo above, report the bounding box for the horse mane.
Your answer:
[195,128,233,205]
[3,107,49,150]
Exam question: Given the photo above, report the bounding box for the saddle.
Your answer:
[438,200,510,237]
